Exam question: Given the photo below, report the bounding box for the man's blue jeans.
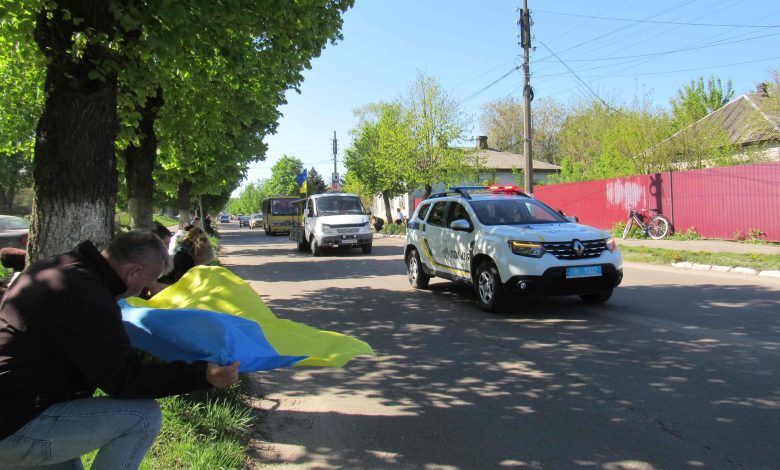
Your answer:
[0,397,162,470]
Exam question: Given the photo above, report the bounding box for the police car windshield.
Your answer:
[315,196,366,215]
[470,199,567,226]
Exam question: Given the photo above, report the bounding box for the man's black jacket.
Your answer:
[0,241,210,439]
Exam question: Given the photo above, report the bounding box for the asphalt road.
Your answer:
[217,223,780,470]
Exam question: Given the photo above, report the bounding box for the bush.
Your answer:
[671,227,701,240]
[383,223,407,236]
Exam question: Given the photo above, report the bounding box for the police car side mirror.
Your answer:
[450,219,473,232]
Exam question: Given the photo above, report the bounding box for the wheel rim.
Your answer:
[648,219,668,239]
[408,254,419,282]
[478,270,494,304]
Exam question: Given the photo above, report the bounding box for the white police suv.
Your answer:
[404,186,623,312]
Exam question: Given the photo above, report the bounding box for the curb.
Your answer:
[671,262,779,278]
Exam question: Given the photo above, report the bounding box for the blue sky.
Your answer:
[238,0,780,193]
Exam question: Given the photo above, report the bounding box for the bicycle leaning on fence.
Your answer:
[622,205,672,240]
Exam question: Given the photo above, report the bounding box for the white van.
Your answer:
[289,193,373,255]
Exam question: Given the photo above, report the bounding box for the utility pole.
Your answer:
[519,0,534,195]
[332,131,339,191]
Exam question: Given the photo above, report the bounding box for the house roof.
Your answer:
[688,93,780,146]
[471,148,561,171]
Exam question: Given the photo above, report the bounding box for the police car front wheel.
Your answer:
[476,260,505,312]
[406,248,430,289]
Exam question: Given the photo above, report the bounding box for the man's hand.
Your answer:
[206,361,240,388]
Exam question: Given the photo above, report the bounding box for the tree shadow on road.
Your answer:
[246,281,780,469]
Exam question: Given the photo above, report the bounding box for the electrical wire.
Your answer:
[534,10,780,28]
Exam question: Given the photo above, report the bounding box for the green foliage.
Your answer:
[307,167,328,195]
[345,101,412,201]
[382,223,407,236]
[404,71,477,195]
[266,155,305,197]
[231,179,270,215]
[670,76,734,129]
[670,227,702,240]
[479,96,564,164]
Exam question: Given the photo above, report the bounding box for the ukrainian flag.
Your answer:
[121,266,374,372]
[296,168,308,195]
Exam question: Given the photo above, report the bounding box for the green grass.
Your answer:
[620,245,780,271]
[84,381,254,469]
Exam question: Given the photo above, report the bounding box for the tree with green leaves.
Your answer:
[344,101,413,222]
[1,0,354,260]
[0,38,43,214]
[670,76,734,129]
[479,96,565,164]
[306,167,328,195]
[266,155,305,197]
[404,71,476,199]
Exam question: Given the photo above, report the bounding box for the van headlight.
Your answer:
[321,224,335,234]
[509,240,545,258]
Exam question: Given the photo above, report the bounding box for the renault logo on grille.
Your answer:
[572,239,585,258]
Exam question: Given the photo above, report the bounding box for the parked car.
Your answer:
[404,185,623,312]
[238,214,249,227]
[249,212,264,229]
[219,214,230,223]
[0,215,30,250]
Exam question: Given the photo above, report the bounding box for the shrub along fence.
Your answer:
[534,162,780,242]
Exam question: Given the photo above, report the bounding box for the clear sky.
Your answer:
[237,0,780,194]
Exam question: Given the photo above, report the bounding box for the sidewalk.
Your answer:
[618,238,780,255]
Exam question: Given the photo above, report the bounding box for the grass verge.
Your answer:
[620,245,780,271]
[84,381,255,469]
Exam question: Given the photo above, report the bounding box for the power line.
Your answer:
[461,66,520,103]
[535,10,780,28]
[537,40,635,121]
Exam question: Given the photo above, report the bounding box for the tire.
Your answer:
[361,243,372,254]
[647,216,670,240]
[297,241,309,252]
[475,260,504,313]
[311,237,322,257]
[580,288,613,304]
[621,218,633,239]
[406,248,430,289]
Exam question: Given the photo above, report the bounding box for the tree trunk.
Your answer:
[28,3,120,262]
[177,179,192,225]
[422,183,433,200]
[382,191,393,224]
[0,186,14,214]
[124,88,164,231]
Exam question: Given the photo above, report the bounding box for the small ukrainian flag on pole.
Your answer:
[296,168,308,195]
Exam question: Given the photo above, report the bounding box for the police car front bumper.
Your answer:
[504,264,623,296]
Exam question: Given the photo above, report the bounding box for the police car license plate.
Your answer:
[339,237,357,245]
[566,266,602,278]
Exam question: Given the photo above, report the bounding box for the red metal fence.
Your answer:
[535,162,780,242]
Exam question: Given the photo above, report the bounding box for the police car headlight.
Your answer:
[509,240,545,258]
[605,237,618,252]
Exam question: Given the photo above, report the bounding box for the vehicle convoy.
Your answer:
[262,197,297,235]
[404,186,623,312]
[289,193,373,256]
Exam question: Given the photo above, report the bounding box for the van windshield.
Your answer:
[315,196,365,215]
